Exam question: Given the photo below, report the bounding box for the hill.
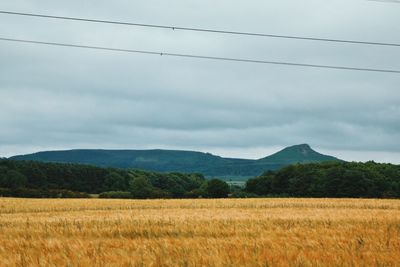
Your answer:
[10,144,340,179]
[259,144,338,164]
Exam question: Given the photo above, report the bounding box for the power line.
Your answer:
[1,37,399,74]
[368,0,400,3]
[0,10,400,48]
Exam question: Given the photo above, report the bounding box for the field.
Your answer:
[0,198,399,266]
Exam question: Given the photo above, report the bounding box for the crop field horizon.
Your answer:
[0,198,399,266]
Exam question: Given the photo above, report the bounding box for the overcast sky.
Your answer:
[1,0,400,163]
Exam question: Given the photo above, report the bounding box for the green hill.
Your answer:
[10,144,340,179]
[259,144,338,164]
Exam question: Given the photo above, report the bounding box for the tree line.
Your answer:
[0,159,229,198]
[1,159,399,199]
[245,161,400,198]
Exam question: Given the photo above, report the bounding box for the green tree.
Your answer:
[206,179,229,198]
[0,166,8,186]
[3,170,28,189]
[129,176,154,199]
[246,171,274,195]
[104,172,127,191]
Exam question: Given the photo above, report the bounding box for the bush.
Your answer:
[99,191,133,199]
[0,188,90,198]
[55,190,90,198]
[229,191,259,198]
[150,188,172,199]
[183,188,206,198]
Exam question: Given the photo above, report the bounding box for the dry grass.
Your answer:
[0,198,399,266]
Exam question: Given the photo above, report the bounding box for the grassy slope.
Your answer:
[10,144,340,178]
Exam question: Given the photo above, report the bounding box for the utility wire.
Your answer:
[0,10,400,48]
[1,37,399,74]
[368,0,400,3]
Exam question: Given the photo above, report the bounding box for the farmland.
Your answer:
[0,198,399,266]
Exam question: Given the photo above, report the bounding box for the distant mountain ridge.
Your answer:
[10,144,341,179]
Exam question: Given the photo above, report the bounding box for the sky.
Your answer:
[0,0,400,163]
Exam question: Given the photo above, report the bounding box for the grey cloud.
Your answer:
[1,0,400,162]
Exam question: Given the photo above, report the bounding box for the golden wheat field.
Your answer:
[0,198,399,267]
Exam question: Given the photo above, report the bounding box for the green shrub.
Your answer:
[0,188,90,198]
[229,191,259,198]
[99,191,133,199]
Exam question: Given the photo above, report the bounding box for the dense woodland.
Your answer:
[245,161,400,198]
[0,159,229,198]
[0,159,399,199]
